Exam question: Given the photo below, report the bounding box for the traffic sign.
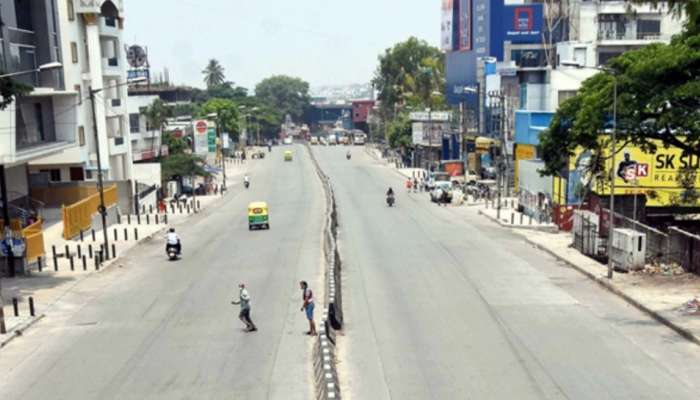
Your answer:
[195,120,208,134]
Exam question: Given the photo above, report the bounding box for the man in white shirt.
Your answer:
[166,228,181,254]
[232,283,257,332]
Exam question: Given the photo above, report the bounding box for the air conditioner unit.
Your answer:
[611,228,646,271]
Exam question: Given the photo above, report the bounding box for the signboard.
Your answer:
[412,122,450,146]
[503,4,543,44]
[441,0,454,51]
[222,133,230,149]
[458,0,471,51]
[207,128,217,152]
[409,111,452,122]
[568,140,700,207]
[514,143,537,190]
[192,120,209,155]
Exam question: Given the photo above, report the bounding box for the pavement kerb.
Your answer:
[523,235,700,347]
[0,313,46,348]
[477,209,559,233]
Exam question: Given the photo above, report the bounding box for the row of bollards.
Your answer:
[10,297,36,317]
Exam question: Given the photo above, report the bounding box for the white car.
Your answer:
[430,181,453,203]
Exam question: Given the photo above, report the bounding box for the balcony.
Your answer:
[108,136,127,155]
[106,97,125,116]
[597,29,669,45]
[100,16,120,37]
[102,57,122,77]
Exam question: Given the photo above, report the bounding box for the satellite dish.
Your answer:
[126,45,148,68]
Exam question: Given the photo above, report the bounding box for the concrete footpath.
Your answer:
[0,161,248,348]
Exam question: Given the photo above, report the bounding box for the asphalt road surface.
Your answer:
[314,145,700,400]
[0,144,324,400]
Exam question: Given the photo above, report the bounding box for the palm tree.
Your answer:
[202,59,225,89]
[141,98,171,157]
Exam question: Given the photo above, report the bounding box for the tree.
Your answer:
[372,37,445,120]
[161,153,209,182]
[202,59,225,89]
[539,34,700,176]
[198,98,241,140]
[192,81,248,103]
[254,75,310,121]
[386,112,413,149]
[0,76,31,110]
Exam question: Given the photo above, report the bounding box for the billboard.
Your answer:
[568,140,700,207]
[441,0,454,51]
[412,122,450,147]
[193,120,209,155]
[503,4,543,44]
[458,0,471,51]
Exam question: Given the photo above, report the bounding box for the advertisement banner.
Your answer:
[412,122,451,147]
[503,4,543,44]
[409,111,452,122]
[458,0,471,51]
[568,140,700,207]
[207,128,217,152]
[193,120,209,156]
[441,0,454,51]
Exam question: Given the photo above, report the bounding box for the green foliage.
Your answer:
[254,75,310,120]
[161,153,209,182]
[202,59,226,89]
[0,76,32,110]
[540,34,700,175]
[142,98,171,131]
[198,98,240,139]
[161,132,189,155]
[372,37,445,119]
[386,113,413,149]
[192,81,248,103]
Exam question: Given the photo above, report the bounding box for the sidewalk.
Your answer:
[1,160,248,347]
[522,230,700,345]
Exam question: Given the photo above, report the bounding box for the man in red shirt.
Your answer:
[299,281,317,335]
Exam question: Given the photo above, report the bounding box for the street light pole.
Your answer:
[88,87,110,260]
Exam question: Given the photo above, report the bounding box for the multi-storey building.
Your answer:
[29,0,133,182]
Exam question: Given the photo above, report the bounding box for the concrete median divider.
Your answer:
[306,144,342,399]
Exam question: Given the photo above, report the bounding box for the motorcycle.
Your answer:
[166,243,180,261]
[386,194,395,207]
[244,180,250,189]
[346,152,351,160]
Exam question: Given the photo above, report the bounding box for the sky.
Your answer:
[124,0,439,91]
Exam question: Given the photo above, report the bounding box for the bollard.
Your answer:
[53,255,58,271]
[146,214,150,225]
[112,244,117,259]
[134,228,139,240]
[124,228,128,241]
[186,204,190,214]
[155,214,159,225]
[149,204,153,214]
[38,256,43,272]
[94,256,99,270]
[65,244,70,258]
[80,230,84,242]
[82,255,87,271]
[88,244,93,258]
[529,215,533,225]
[28,297,35,317]
[164,214,168,224]
[12,298,18,317]
[520,213,524,225]
[511,213,515,225]
[69,255,75,271]
[142,205,146,214]
[137,214,141,225]
[52,245,57,259]
[117,213,121,224]
[92,229,96,241]
[171,204,175,214]
[197,200,201,210]
[127,214,131,225]
[178,204,182,214]
[77,244,82,259]
[114,228,118,241]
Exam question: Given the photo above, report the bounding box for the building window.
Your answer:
[637,19,661,39]
[67,0,75,21]
[40,169,61,182]
[129,113,140,133]
[71,42,78,63]
[74,84,82,104]
[558,90,577,106]
[78,126,85,146]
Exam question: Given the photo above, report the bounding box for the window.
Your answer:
[129,113,140,133]
[74,84,82,104]
[71,42,78,63]
[637,19,661,39]
[558,90,577,106]
[67,0,75,21]
[40,169,61,182]
[78,126,85,146]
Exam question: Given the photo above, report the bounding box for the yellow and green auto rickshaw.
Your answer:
[248,201,269,230]
[284,150,293,161]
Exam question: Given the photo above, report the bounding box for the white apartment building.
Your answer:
[0,0,78,213]
[29,0,133,182]
[128,93,162,162]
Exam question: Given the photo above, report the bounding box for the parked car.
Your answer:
[430,181,453,203]
[310,136,319,145]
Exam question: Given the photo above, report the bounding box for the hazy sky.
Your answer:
[124,0,439,90]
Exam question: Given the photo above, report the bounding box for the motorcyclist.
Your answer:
[386,187,394,197]
[166,228,181,255]
[244,174,250,187]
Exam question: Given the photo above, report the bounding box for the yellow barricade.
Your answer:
[0,218,23,233]
[22,219,45,262]
[62,185,118,239]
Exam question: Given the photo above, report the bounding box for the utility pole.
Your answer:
[0,165,13,334]
[88,87,110,260]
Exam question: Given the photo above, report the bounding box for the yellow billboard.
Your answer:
[569,140,700,207]
[514,144,537,190]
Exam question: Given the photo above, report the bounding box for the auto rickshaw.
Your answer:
[284,150,293,161]
[248,201,269,230]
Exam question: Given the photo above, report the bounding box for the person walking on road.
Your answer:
[300,281,317,335]
[232,283,257,332]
